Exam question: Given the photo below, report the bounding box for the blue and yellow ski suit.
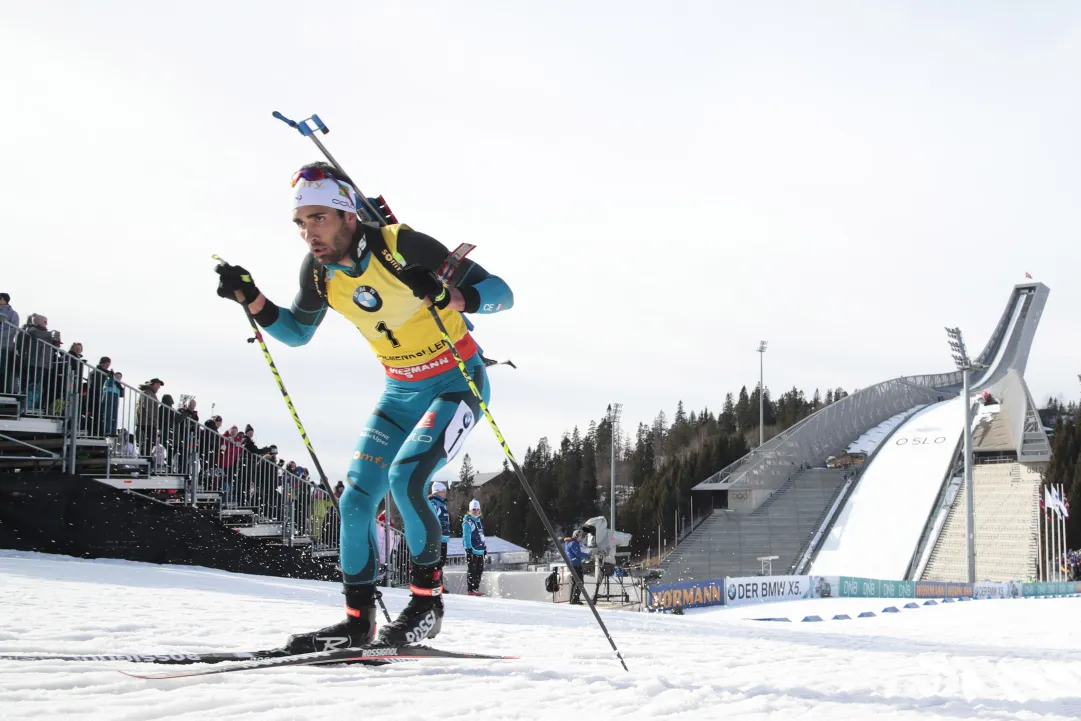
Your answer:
[253,223,512,585]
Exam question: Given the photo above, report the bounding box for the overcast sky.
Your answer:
[2,2,1078,484]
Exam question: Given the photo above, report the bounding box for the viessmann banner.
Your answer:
[724,575,813,607]
[645,579,725,612]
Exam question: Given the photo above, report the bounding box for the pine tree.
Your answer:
[720,392,737,433]
[736,386,751,431]
[452,453,476,520]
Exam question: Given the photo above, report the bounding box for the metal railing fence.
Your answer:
[0,319,372,573]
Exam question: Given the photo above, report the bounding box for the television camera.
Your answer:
[580,516,633,604]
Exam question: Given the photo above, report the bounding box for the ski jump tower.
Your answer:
[665,282,1050,583]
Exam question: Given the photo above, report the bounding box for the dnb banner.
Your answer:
[725,575,814,607]
[645,579,725,612]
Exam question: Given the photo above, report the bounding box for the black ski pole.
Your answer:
[212,255,393,625]
[272,111,630,671]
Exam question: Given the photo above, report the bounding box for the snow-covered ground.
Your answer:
[845,407,925,456]
[3,551,1081,721]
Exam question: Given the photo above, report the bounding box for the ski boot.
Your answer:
[376,565,444,646]
[283,585,378,654]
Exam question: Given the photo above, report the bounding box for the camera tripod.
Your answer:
[591,558,632,605]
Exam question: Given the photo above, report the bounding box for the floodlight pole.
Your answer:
[757,341,768,448]
[961,365,976,583]
[946,327,983,584]
[608,403,622,533]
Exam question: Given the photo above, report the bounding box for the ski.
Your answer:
[0,649,287,665]
[119,644,516,680]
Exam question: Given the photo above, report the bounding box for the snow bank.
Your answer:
[2,551,1080,720]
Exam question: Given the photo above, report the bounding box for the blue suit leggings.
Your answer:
[340,356,489,586]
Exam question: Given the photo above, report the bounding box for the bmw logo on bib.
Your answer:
[353,285,383,312]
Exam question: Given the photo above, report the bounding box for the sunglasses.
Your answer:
[291,166,340,188]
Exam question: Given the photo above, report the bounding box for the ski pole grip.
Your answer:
[272,111,298,129]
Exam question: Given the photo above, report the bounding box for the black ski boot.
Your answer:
[283,585,378,654]
[376,565,444,646]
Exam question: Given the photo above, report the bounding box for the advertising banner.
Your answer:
[973,582,1010,599]
[838,577,915,598]
[810,576,840,599]
[725,575,812,607]
[915,581,947,598]
[645,579,725,612]
[944,582,973,598]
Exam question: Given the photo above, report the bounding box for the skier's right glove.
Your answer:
[215,262,261,305]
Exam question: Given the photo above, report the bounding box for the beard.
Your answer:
[314,223,357,267]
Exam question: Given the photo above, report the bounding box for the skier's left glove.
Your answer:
[399,265,451,309]
[215,262,261,305]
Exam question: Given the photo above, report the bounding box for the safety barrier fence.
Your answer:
[644,573,1081,612]
[0,320,411,576]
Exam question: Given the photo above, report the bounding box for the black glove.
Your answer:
[398,265,451,309]
[215,262,260,305]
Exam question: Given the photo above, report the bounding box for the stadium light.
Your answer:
[757,341,768,448]
[607,403,622,533]
[944,326,987,584]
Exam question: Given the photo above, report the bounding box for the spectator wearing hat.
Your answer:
[462,499,487,596]
[220,424,243,504]
[427,481,451,570]
[136,378,164,454]
[102,370,124,437]
[23,314,60,413]
[87,357,113,436]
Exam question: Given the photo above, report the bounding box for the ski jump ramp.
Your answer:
[809,283,1048,580]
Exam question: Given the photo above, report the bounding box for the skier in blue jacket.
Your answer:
[462,499,486,596]
[564,530,591,605]
[427,481,451,569]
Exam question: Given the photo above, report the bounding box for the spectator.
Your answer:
[0,293,19,393]
[49,341,83,417]
[311,482,334,546]
[463,499,487,596]
[158,394,177,467]
[152,439,168,472]
[176,397,200,474]
[87,357,113,436]
[376,508,399,587]
[220,424,243,505]
[199,413,223,490]
[123,431,137,456]
[427,482,451,570]
[22,314,60,413]
[334,480,345,499]
[101,370,124,437]
[255,445,280,516]
[564,529,591,605]
[136,378,164,454]
[241,424,273,455]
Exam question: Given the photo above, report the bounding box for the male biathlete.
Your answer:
[215,162,513,651]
